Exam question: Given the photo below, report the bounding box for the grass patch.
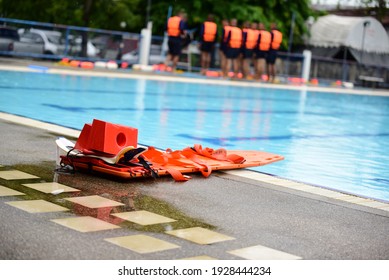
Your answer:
[132,195,215,233]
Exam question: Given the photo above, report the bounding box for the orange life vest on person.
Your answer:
[203,21,217,42]
[258,30,271,51]
[228,26,242,48]
[243,28,257,49]
[271,29,282,50]
[223,25,232,43]
[167,16,182,37]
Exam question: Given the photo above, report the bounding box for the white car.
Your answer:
[71,37,100,57]
[122,44,165,65]
[19,29,99,57]
[19,29,65,55]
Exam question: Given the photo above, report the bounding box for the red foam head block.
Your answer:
[74,123,92,151]
[88,119,138,155]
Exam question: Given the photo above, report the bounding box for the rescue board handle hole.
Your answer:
[116,133,126,147]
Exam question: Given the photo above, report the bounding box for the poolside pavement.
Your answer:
[0,59,389,260]
[0,115,388,260]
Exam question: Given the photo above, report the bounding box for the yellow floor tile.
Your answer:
[64,195,124,208]
[0,170,39,180]
[22,182,80,194]
[180,255,218,260]
[6,199,68,213]
[111,210,176,226]
[105,234,180,254]
[228,245,302,260]
[0,185,25,196]
[166,227,235,245]
[51,216,120,232]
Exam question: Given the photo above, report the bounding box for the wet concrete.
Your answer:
[1,118,389,260]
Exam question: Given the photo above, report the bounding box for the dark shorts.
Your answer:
[225,47,240,59]
[256,50,268,59]
[219,42,227,53]
[243,48,254,59]
[266,49,278,64]
[200,41,215,53]
[168,37,182,56]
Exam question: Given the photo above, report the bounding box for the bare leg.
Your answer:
[219,50,226,76]
[243,58,250,79]
[164,54,172,67]
[256,59,266,80]
[233,58,240,77]
[224,59,232,77]
[204,52,211,71]
[200,52,206,74]
[172,55,179,71]
[238,54,244,76]
[268,64,275,83]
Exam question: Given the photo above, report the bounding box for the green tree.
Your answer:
[359,0,388,21]
[149,0,315,49]
[0,0,317,50]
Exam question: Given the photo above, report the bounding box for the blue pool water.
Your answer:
[1,70,389,202]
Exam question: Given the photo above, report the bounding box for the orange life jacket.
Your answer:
[203,21,217,42]
[167,16,182,37]
[258,30,271,51]
[228,26,242,49]
[243,28,257,49]
[223,25,232,42]
[271,29,282,50]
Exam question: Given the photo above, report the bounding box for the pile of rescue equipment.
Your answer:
[56,119,284,182]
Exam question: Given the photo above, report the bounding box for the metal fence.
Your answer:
[275,52,389,88]
[0,17,140,61]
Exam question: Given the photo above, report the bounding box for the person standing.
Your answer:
[199,14,218,75]
[242,21,257,79]
[164,11,187,72]
[249,22,260,78]
[266,22,283,83]
[256,22,271,81]
[219,19,230,76]
[223,18,242,78]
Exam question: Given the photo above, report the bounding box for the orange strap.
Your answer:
[142,147,190,181]
[191,144,245,164]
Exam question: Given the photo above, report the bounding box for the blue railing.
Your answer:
[0,17,141,61]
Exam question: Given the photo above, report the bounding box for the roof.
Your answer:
[309,15,389,54]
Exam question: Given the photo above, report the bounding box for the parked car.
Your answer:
[13,28,65,56]
[1,26,45,55]
[69,36,100,58]
[16,28,99,58]
[0,26,20,52]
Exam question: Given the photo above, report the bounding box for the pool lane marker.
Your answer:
[224,170,389,212]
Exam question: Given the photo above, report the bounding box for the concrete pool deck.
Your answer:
[0,59,389,260]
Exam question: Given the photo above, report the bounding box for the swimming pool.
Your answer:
[1,69,389,202]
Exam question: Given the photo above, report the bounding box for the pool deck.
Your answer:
[1,58,389,260]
